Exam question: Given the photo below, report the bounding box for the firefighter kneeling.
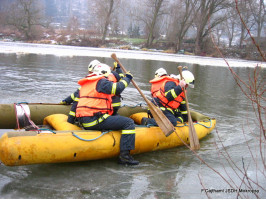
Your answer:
[75,63,139,165]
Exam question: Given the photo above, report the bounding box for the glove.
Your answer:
[59,100,67,105]
[125,71,133,80]
[113,62,121,69]
[179,80,186,88]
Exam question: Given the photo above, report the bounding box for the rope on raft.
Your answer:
[71,130,112,142]
[17,101,29,104]
[14,102,57,134]
[176,119,213,128]
[14,102,40,132]
[141,119,212,128]
[121,102,147,108]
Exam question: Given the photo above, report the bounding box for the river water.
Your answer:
[0,42,265,199]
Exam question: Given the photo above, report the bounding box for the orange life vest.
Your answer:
[152,76,184,110]
[150,76,174,98]
[76,75,113,117]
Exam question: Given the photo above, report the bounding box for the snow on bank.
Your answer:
[0,41,265,68]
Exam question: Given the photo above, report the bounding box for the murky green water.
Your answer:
[0,50,265,198]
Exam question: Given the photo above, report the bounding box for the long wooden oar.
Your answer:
[111,53,175,137]
[178,66,200,150]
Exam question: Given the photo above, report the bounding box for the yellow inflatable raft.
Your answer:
[0,109,216,166]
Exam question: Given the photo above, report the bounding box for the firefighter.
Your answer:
[142,67,194,126]
[76,63,139,165]
[60,60,101,123]
[60,60,123,122]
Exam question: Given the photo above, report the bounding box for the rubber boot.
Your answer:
[118,150,139,165]
[141,117,148,125]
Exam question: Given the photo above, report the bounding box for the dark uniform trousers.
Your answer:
[79,114,135,151]
[147,108,178,127]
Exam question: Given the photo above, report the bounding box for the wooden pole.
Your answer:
[178,66,200,150]
[111,53,175,136]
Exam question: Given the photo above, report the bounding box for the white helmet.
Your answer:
[177,70,195,88]
[155,68,167,77]
[93,63,111,76]
[170,74,179,79]
[88,60,100,72]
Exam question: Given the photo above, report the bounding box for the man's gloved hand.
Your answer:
[125,71,133,80]
[59,100,67,105]
[179,79,187,88]
[113,62,121,69]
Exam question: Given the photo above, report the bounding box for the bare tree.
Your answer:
[222,4,239,47]
[114,0,129,36]
[101,0,114,43]
[110,16,120,35]
[167,0,199,52]
[147,0,167,48]
[0,0,9,12]
[67,15,79,36]
[214,23,223,46]
[93,0,120,43]
[193,0,229,55]
[236,0,254,47]
[6,0,46,40]
[134,0,168,48]
[247,0,265,40]
[197,5,265,195]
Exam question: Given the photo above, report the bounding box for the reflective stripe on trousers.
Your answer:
[78,114,136,151]
[82,114,110,128]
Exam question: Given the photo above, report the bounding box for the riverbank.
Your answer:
[0,41,265,68]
